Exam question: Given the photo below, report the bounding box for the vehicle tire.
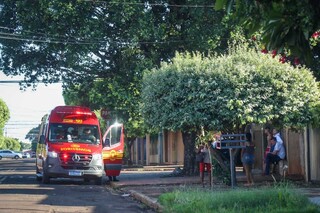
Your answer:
[94,177,102,185]
[42,166,50,184]
[14,155,19,159]
[83,178,90,183]
[0,156,2,160]
[35,164,41,181]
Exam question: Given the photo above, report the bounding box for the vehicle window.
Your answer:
[105,126,121,146]
[49,124,100,144]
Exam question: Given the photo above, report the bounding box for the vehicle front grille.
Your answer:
[59,153,92,166]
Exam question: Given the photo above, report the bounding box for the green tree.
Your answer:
[0,0,240,165]
[0,98,10,134]
[1,137,21,151]
[25,125,40,152]
[20,142,32,151]
[0,0,231,137]
[141,43,320,175]
[0,98,10,148]
[215,0,320,75]
[0,0,229,86]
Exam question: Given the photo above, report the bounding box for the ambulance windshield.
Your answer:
[49,124,100,144]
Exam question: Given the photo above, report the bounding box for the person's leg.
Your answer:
[244,164,250,185]
[248,164,253,184]
[274,155,282,164]
[112,176,118,181]
[265,153,273,175]
[262,155,266,175]
[199,163,204,186]
[206,163,212,186]
[265,153,270,175]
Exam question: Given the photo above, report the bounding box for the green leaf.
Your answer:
[215,0,228,10]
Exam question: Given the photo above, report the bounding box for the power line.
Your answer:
[0,34,100,45]
[83,0,215,8]
[5,123,39,126]
[0,32,200,45]
[0,80,23,83]
[0,1,217,45]
[0,80,61,83]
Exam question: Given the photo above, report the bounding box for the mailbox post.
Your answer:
[216,134,246,188]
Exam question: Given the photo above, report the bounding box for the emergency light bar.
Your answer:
[56,111,93,116]
[51,106,96,123]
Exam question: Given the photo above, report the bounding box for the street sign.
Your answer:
[100,109,111,120]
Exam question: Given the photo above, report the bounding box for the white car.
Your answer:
[0,150,23,160]
[22,152,31,158]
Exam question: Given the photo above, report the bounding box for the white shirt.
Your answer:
[274,133,286,159]
[274,133,283,144]
[201,147,211,164]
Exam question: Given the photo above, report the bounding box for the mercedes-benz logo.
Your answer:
[72,154,80,162]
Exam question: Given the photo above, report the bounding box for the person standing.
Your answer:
[241,132,255,186]
[198,144,212,187]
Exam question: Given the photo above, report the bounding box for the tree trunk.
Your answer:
[209,147,229,172]
[182,130,197,176]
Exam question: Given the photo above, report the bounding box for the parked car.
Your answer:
[22,152,31,158]
[31,152,36,158]
[0,150,23,160]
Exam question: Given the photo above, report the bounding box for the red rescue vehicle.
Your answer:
[36,106,105,184]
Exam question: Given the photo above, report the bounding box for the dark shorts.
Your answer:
[242,154,254,165]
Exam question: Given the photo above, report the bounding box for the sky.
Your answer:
[0,72,65,143]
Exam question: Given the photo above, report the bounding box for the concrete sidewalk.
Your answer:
[109,165,320,212]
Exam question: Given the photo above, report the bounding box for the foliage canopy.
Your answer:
[142,43,320,133]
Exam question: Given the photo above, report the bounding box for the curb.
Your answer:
[129,190,164,212]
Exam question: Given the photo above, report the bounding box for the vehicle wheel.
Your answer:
[35,165,41,181]
[84,178,90,183]
[42,166,50,184]
[94,177,102,185]
[14,155,19,159]
[0,156,2,160]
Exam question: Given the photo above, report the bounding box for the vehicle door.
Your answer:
[36,122,48,173]
[102,123,124,178]
[4,150,13,158]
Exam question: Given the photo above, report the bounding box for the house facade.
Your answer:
[130,130,184,165]
[130,125,320,182]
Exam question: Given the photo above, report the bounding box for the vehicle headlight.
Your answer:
[48,151,58,158]
[92,154,102,161]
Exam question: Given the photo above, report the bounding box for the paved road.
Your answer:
[0,158,155,213]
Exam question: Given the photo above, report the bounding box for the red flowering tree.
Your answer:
[215,0,320,77]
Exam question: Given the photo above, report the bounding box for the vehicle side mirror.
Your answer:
[39,135,45,144]
[103,138,110,147]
